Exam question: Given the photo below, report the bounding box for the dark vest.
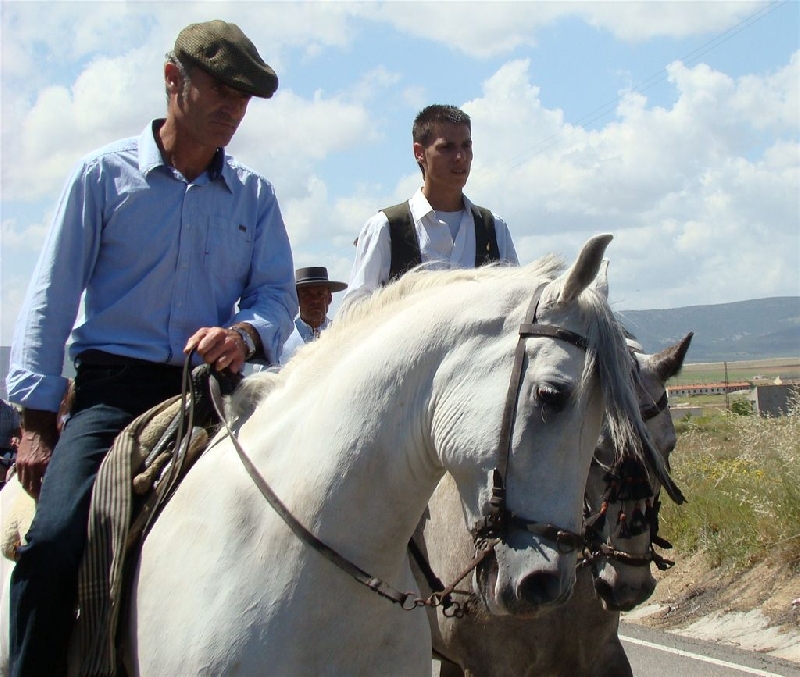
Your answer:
[382,202,501,282]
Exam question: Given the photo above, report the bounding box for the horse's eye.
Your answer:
[535,385,568,411]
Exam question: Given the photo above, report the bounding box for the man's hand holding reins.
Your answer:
[185,325,252,374]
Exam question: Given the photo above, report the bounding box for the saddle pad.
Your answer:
[74,395,182,677]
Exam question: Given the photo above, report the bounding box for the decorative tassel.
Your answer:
[584,501,608,534]
[628,503,648,536]
[615,510,631,539]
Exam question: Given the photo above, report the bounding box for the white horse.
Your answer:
[0,481,19,671]
[0,471,35,676]
[129,234,666,676]
[1,234,660,676]
[416,334,693,677]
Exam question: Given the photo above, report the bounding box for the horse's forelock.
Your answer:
[569,287,649,468]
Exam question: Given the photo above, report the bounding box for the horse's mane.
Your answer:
[229,251,667,490]
[335,254,565,330]
[228,255,562,423]
[561,290,646,467]
[227,369,281,426]
[550,290,678,497]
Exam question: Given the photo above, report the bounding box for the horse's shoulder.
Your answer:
[0,477,34,561]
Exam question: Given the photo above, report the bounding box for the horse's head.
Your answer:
[585,333,693,611]
[430,234,661,617]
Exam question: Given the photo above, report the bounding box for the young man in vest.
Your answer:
[344,104,518,302]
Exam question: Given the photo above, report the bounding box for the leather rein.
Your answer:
[203,283,592,614]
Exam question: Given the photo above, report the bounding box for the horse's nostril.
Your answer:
[515,571,566,607]
[594,577,613,602]
[594,576,656,611]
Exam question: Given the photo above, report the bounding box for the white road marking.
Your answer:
[619,634,785,676]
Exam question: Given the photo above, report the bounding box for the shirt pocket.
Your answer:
[205,217,254,283]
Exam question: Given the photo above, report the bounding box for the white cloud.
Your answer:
[580,0,767,42]
[453,53,799,309]
[362,1,768,57]
[1,216,51,344]
[228,89,378,207]
[730,50,800,131]
[6,48,163,201]
[345,66,402,104]
[1,217,49,254]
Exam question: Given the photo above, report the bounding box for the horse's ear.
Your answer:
[652,332,694,382]
[590,259,610,300]
[558,234,613,304]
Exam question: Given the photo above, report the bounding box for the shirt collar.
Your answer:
[138,120,167,176]
[138,119,231,190]
[409,187,474,221]
[295,316,330,341]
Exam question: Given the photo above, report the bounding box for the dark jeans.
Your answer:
[9,359,183,677]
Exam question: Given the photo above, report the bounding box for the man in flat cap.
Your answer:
[6,20,296,676]
[280,267,347,364]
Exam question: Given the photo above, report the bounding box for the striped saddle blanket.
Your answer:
[74,392,218,676]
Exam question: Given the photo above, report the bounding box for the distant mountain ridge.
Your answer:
[617,296,800,362]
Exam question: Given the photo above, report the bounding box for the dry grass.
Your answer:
[661,396,800,570]
[674,357,800,385]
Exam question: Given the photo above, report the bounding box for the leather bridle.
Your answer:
[207,282,596,613]
[470,284,589,553]
[580,360,675,571]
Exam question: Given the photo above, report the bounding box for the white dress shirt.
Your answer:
[344,188,518,304]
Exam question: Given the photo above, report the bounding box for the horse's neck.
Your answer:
[238,362,444,572]
[419,474,475,581]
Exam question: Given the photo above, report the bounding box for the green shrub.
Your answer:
[660,397,800,569]
[730,399,753,416]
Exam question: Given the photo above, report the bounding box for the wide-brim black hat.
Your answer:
[295,266,347,292]
[175,20,278,99]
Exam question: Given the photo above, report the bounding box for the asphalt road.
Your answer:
[620,623,800,677]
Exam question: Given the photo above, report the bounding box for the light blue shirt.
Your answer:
[7,120,298,412]
[279,317,331,365]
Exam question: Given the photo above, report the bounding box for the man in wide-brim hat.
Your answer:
[281,267,347,363]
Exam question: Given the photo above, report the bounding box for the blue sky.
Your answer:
[1,1,798,346]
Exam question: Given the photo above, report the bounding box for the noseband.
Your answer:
[471,285,588,553]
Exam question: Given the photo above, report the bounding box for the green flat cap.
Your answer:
[175,20,278,99]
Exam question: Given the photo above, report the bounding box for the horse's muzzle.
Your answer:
[475,548,577,617]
